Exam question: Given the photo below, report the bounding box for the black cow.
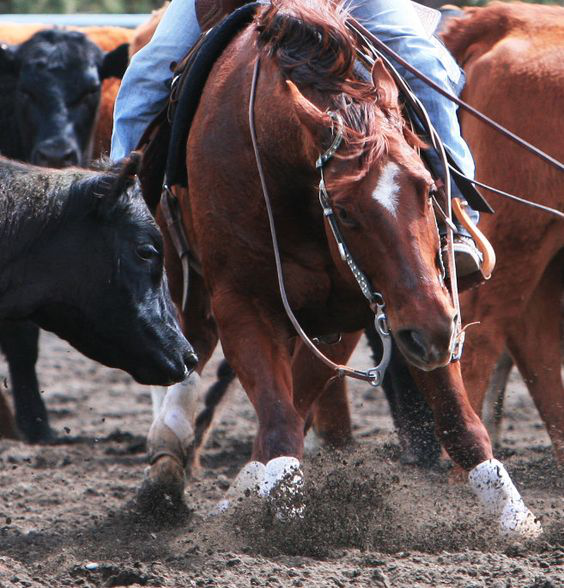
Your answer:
[0,28,129,442]
[0,28,128,166]
[0,155,196,388]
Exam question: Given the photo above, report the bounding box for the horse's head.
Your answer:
[262,2,455,370]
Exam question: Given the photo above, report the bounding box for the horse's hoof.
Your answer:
[137,456,186,513]
[500,504,543,540]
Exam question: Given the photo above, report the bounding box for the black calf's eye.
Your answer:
[136,244,160,261]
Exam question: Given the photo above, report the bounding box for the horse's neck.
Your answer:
[0,161,80,316]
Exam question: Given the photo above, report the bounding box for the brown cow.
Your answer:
[128,3,170,57]
[441,1,564,463]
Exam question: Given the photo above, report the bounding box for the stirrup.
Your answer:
[452,198,496,279]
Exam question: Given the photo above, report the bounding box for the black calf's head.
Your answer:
[32,154,197,385]
[0,29,128,167]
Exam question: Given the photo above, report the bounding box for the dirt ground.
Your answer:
[0,331,562,587]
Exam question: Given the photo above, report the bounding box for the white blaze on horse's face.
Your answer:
[371,162,401,217]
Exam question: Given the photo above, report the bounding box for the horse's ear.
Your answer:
[371,59,399,105]
[286,80,331,130]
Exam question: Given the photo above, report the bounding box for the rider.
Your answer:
[111,0,483,276]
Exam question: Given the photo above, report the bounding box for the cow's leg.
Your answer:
[0,388,18,440]
[506,258,563,463]
[0,321,52,443]
[211,293,306,512]
[293,333,361,451]
[411,362,542,538]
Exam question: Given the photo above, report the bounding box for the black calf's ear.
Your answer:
[107,151,143,200]
[0,43,19,75]
[99,43,130,80]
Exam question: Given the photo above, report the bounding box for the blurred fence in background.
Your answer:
[0,0,561,16]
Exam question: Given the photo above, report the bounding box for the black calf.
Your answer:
[0,28,129,442]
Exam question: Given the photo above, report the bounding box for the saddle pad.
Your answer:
[166,1,262,186]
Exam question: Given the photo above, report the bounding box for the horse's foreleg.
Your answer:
[411,362,542,538]
[506,257,563,463]
[481,351,513,448]
[292,332,361,451]
[212,293,305,512]
[140,263,218,509]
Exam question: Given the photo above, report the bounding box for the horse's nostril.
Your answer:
[396,328,430,363]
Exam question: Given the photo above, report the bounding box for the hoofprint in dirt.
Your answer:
[0,332,561,587]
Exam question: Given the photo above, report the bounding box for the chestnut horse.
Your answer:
[144,0,540,537]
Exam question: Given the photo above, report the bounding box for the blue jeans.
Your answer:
[111,0,201,161]
[111,0,478,223]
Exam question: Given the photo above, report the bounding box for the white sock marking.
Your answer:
[150,386,167,419]
[469,458,542,538]
[214,457,305,518]
[148,373,200,449]
[371,162,401,216]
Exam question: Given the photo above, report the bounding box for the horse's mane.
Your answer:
[256,0,411,186]
[442,2,564,65]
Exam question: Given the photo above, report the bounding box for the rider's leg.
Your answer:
[350,0,482,274]
[350,0,476,209]
[110,0,201,160]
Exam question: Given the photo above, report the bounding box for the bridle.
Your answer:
[248,56,460,386]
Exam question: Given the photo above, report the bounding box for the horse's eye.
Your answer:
[335,205,357,228]
[136,244,160,261]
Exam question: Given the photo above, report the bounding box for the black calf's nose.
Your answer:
[34,147,79,168]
